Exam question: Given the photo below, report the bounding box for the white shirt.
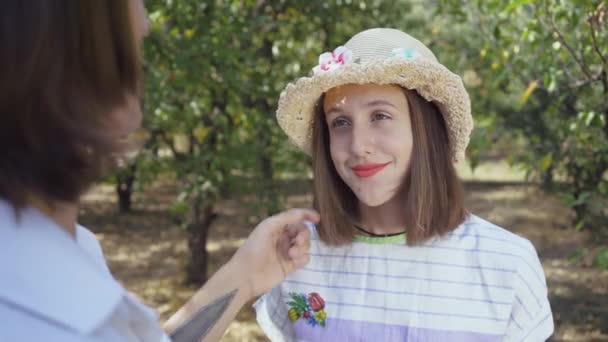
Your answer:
[0,200,172,341]
[255,215,553,341]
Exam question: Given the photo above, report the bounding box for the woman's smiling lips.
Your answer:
[351,162,391,178]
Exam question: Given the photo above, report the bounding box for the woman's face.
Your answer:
[108,0,149,138]
[323,83,414,207]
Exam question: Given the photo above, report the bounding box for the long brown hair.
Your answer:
[312,87,466,245]
[0,1,142,208]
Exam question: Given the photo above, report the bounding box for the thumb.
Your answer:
[265,208,320,233]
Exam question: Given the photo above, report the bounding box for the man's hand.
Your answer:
[229,208,320,299]
[165,208,319,342]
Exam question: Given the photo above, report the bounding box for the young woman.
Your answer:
[255,28,553,341]
[0,1,318,341]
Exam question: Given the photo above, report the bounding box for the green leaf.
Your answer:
[584,111,596,126]
[568,247,587,264]
[502,0,534,13]
[595,248,608,269]
[539,153,553,171]
[520,80,538,104]
[493,25,501,40]
[288,292,308,308]
[571,192,591,207]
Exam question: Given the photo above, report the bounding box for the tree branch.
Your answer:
[543,0,594,79]
[588,3,607,67]
[589,25,607,68]
[568,71,603,89]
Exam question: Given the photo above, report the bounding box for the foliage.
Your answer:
[110,0,607,280]
[438,0,608,231]
[139,0,410,282]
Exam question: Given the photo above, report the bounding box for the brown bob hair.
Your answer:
[0,1,142,208]
[312,87,467,246]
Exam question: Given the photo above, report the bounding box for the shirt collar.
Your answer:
[0,200,124,334]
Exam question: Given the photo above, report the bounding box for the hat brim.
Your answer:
[276,57,473,163]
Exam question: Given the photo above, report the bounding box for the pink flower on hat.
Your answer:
[312,46,353,74]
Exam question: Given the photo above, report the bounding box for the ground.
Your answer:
[80,161,608,341]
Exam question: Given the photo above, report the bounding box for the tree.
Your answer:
[440,0,608,233]
[140,0,413,283]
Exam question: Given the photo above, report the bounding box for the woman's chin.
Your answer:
[354,193,391,208]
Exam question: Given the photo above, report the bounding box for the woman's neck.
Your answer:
[357,195,407,235]
[29,196,79,238]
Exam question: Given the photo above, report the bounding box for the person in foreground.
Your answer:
[254,28,554,341]
[0,1,318,341]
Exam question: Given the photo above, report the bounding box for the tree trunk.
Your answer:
[186,199,217,284]
[257,37,281,215]
[116,164,137,213]
[259,142,281,215]
[541,164,554,191]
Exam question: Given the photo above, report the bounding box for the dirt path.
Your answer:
[80,180,608,341]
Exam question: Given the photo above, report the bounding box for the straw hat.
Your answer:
[276,28,473,163]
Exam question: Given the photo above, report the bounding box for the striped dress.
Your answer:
[254,214,553,341]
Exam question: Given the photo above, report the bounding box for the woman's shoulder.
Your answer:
[444,213,541,257]
[438,214,548,286]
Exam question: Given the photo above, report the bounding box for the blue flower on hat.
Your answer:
[391,47,420,60]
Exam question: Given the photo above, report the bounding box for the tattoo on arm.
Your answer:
[169,289,238,342]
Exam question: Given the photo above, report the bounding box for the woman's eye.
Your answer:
[331,117,350,128]
[372,112,391,121]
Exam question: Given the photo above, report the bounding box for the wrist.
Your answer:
[224,256,256,300]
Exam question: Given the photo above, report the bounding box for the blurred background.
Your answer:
[80,0,607,340]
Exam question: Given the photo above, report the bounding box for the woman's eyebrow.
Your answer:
[364,100,398,109]
[325,106,346,117]
[325,99,397,117]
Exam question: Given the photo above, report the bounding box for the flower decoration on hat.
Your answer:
[391,47,420,60]
[312,46,353,74]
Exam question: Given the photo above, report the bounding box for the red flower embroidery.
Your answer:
[308,292,325,311]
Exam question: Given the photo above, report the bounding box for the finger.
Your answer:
[292,254,311,269]
[286,223,310,244]
[288,243,308,259]
[268,208,320,230]
[288,230,311,256]
[286,222,307,239]
[292,227,310,247]
[277,227,293,256]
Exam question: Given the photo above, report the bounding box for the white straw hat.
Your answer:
[276,28,473,163]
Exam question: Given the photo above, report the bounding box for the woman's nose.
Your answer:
[349,123,374,157]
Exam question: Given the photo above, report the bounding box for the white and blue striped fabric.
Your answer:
[255,214,553,341]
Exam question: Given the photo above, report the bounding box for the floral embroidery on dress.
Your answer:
[287,292,327,327]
